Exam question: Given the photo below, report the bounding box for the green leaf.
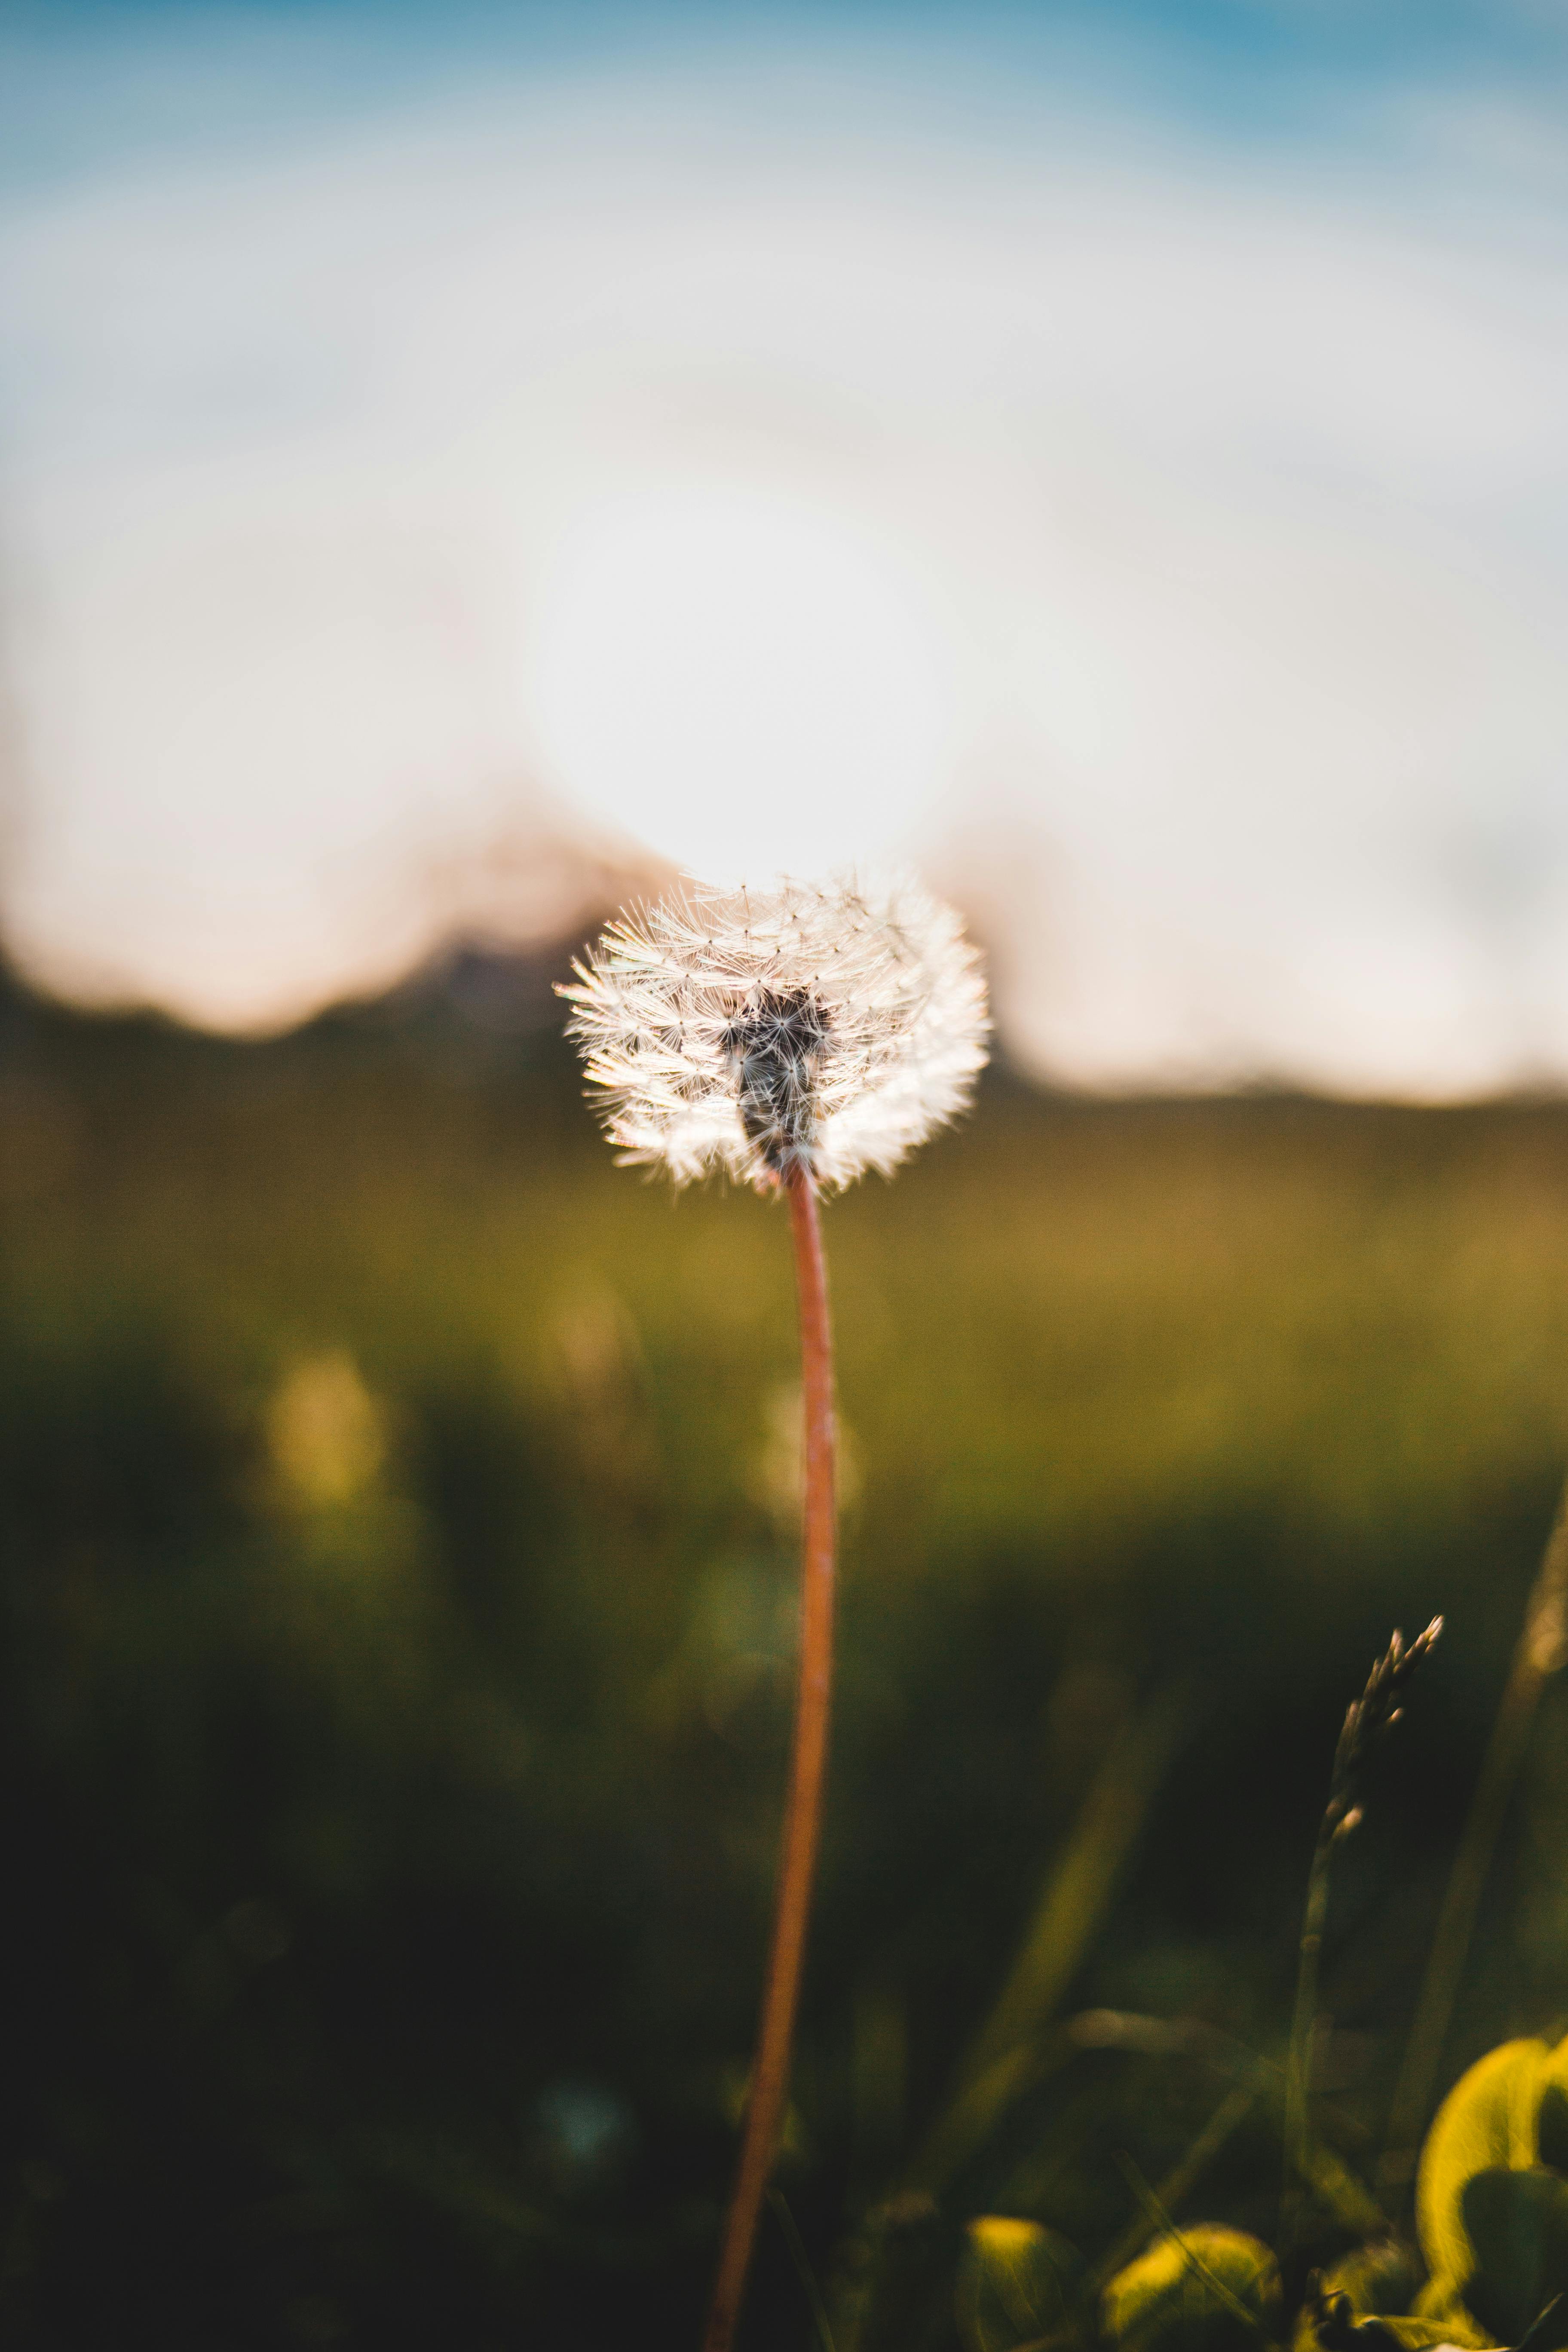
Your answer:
[956,2216,1080,2352]
[1362,2320,1492,2349]
[1415,2039,1552,2292]
[1409,2274,1498,2346]
[1535,2041,1568,2176]
[1459,2167,1568,2346]
[1311,2241,1422,2321]
[1537,2086,1568,2176]
[1102,2225,1281,2352]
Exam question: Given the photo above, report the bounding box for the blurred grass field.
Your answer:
[5,959,1568,2348]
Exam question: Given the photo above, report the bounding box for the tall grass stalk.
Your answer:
[1284,1621,1440,2237]
[704,1170,839,2352]
[1380,1479,1568,2195]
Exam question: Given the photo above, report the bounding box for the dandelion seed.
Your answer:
[560,870,988,2352]
[559,874,989,1189]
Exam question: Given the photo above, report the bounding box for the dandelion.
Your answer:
[560,874,989,1191]
[560,874,988,2352]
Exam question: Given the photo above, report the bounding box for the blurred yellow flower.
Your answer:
[265,1351,386,1510]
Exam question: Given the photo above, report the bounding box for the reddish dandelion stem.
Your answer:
[703,1169,838,2352]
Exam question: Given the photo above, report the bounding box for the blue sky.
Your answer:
[6,0,1566,186]
[2,0,1568,1088]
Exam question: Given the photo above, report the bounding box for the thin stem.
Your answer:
[704,1169,838,2352]
[767,2188,839,2352]
[1114,2156,1270,2337]
[1089,2077,1262,2294]
[1283,1826,1333,2226]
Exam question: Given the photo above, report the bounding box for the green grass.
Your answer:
[5,976,1568,2346]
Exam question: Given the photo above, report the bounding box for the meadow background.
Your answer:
[6,941,1568,2347]
[7,1,1568,2341]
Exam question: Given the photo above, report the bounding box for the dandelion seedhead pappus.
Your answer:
[723,984,832,1175]
[560,875,989,1189]
[560,870,986,2351]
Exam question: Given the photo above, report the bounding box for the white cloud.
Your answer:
[1,59,1567,1084]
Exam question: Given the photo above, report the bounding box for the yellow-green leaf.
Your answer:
[1102,2225,1281,2352]
[1536,2035,1568,2174]
[956,2216,1079,2352]
[1415,2039,1551,2291]
[1410,2274,1499,2345]
[1363,2320,1494,2349]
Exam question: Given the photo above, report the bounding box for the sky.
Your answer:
[2,0,1568,1090]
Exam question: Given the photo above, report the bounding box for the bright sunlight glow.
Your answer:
[523,478,961,883]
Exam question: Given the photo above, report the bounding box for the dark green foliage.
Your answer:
[6,970,1568,2344]
[1307,2241,1421,2323]
[1461,2168,1568,2342]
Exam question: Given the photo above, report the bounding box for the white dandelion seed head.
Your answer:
[559,874,990,1191]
